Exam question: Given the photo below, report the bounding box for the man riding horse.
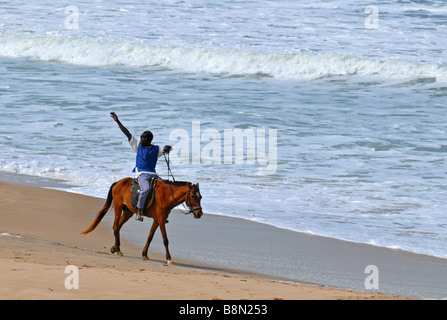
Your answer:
[110,112,172,222]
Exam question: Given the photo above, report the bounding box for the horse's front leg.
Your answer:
[159,221,173,265]
[142,220,159,260]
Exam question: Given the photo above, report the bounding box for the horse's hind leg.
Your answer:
[111,206,134,256]
[142,220,159,261]
[111,218,122,255]
[111,203,126,256]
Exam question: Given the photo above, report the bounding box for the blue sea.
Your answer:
[1,1,447,259]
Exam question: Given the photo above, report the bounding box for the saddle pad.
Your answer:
[130,177,158,209]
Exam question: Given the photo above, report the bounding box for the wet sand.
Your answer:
[1,173,438,299]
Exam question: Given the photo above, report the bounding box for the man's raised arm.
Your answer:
[110,112,132,141]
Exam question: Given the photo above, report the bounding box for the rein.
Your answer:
[163,153,201,215]
[164,152,176,183]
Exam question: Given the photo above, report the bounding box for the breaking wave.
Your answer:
[1,33,447,82]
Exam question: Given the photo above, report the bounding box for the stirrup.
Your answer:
[135,210,144,222]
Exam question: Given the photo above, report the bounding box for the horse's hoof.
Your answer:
[111,247,123,256]
[143,256,149,261]
[167,259,174,265]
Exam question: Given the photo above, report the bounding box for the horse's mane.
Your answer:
[160,179,190,186]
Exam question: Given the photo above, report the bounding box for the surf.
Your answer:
[1,32,446,83]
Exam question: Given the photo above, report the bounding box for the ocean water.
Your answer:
[1,0,447,259]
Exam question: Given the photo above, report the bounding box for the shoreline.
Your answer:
[4,171,443,262]
[1,172,443,299]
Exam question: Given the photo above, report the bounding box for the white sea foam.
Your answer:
[1,33,446,82]
[0,232,22,238]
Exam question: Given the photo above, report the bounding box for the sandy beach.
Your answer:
[0,176,417,301]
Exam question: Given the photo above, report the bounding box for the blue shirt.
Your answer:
[134,144,159,173]
[129,135,164,175]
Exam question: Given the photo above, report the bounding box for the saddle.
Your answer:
[130,177,158,209]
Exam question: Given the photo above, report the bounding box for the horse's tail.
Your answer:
[81,182,117,235]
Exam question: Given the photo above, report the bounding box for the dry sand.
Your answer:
[0,180,409,300]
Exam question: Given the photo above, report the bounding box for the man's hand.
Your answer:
[163,145,173,154]
[110,112,118,122]
[110,111,132,141]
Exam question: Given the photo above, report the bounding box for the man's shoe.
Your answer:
[135,208,144,222]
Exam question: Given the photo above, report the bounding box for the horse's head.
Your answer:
[187,183,203,219]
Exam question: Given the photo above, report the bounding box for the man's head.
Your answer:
[140,131,153,147]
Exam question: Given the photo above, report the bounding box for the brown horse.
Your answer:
[81,177,203,265]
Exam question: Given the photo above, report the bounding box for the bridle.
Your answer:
[185,186,202,214]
